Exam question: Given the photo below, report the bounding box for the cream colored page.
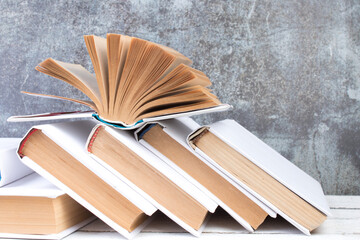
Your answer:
[93,36,109,104]
[54,60,101,102]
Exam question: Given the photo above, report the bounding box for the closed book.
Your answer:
[187,119,331,235]
[0,172,95,239]
[135,117,272,232]
[17,120,157,239]
[86,124,216,236]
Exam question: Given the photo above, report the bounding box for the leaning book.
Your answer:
[86,123,215,236]
[187,119,331,235]
[17,120,157,239]
[135,117,271,232]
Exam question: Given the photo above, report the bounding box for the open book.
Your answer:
[8,34,230,129]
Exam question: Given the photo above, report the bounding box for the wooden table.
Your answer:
[65,195,359,239]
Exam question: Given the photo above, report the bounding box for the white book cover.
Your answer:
[0,172,96,239]
[0,138,33,187]
[87,124,216,237]
[135,117,277,233]
[8,104,231,130]
[187,119,332,235]
[17,120,157,240]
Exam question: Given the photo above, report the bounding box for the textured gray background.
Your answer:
[0,0,359,195]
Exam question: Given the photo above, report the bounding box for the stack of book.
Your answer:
[4,34,330,239]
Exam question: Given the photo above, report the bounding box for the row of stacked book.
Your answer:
[1,117,330,239]
[2,33,330,239]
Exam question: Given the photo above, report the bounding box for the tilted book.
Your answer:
[8,33,230,129]
[187,119,331,235]
[17,120,157,239]
[0,138,33,187]
[86,123,216,236]
[0,172,95,239]
[135,117,274,232]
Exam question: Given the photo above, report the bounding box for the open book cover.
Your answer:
[187,119,331,235]
[86,123,215,237]
[134,117,275,232]
[8,33,231,129]
[17,120,157,239]
[0,172,96,239]
[0,138,33,187]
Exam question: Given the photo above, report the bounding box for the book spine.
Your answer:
[18,128,39,158]
[87,125,102,153]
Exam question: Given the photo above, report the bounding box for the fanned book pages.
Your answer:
[0,173,96,239]
[187,119,331,235]
[0,138,33,187]
[8,34,230,129]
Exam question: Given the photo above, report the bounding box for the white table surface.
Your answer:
[64,195,360,239]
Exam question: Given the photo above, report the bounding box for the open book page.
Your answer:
[107,34,132,114]
[35,59,102,111]
[54,60,100,99]
[13,34,229,128]
[84,35,109,112]
[21,91,97,110]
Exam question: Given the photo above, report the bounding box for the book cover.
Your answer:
[0,138,33,187]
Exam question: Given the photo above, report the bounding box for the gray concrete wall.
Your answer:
[0,0,359,195]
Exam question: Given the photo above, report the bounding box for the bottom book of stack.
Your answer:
[0,173,96,239]
[0,138,96,239]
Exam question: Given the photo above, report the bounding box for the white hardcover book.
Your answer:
[187,119,332,235]
[0,138,33,187]
[18,120,157,239]
[86,124,216,237]
[8,104,231,130]
[0,172,96,239]
[135,117,276,233]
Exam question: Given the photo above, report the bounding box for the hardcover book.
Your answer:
[187,119,331,235]
[0,172,95,239]
[135,117,271,232]
[86,123,216,236]
[17,120,157,239]
[8,34,230,129]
